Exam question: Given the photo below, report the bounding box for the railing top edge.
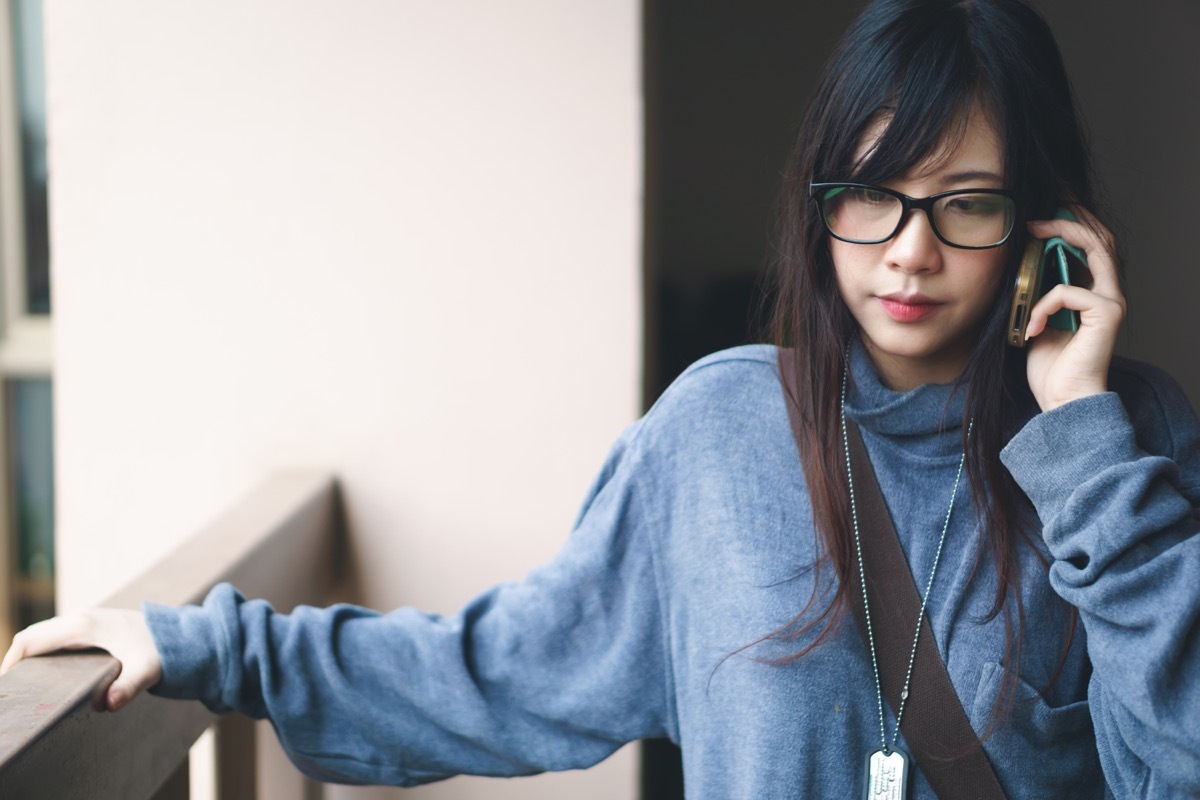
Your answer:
[0,468,341,776]
[0,652,117,765]
[103,469,337,610]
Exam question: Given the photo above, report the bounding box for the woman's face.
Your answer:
[830,108,1010,391]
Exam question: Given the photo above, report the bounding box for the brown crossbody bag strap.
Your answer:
[779,352,1008,800]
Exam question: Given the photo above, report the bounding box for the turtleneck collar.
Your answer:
[843,337,967,457]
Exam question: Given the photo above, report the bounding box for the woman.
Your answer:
[5,0,1198,797]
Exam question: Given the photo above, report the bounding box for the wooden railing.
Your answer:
[0,470,343,800]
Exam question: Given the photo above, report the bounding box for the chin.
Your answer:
[862,331,970,371]
[865,332,946,360]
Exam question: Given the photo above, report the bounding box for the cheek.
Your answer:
[829,240,861,295]
[963,249,1012,317]
[982,247,1012,296]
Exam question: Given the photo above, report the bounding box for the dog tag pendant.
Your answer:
[863,747,911,800]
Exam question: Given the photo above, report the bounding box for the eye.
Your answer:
[855,188,892,205]
[943,193,1005,216]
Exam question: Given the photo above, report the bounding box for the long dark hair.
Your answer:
[766,0,1100,728]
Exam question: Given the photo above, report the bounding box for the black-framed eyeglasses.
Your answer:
[810,182,1019,249]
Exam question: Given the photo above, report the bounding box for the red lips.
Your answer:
[877,294,941,323]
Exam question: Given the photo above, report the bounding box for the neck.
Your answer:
[860,335,971,391]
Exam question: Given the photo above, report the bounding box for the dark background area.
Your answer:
[640,1,1200,796]
[643,3,861,405]
[644,0,1200,409]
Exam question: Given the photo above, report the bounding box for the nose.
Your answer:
[884,208,942,274]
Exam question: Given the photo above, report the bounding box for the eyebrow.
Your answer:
[940,170,1004,185]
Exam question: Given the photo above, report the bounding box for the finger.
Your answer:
[106,654,161,711]
[1025,325,1073,357]
[1026,217,1121,299]
[105,642,163,714]
[1027,203,1112,245]
[1025,215,1112,257]
[1,615,93,674]
[1025,283,1124,339]
[102,612,162,711]
[1,641,25,674]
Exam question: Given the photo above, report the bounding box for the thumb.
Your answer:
[101,613,164,711]
[106,653,162,711]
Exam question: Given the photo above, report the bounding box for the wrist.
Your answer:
[1038,391,1099,413]
[1035,377,1108,414]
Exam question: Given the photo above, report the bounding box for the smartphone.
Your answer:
[1006,211,1086,348]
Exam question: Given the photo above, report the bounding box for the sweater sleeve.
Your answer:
[1000,376,1200,798]
[143,425,672,787]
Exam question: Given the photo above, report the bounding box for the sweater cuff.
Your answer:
[1000,392,1139,521]
[143,582,239,710]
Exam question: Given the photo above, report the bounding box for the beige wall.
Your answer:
[45,1,641,798]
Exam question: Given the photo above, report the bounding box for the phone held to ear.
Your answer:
[1006,208,1087,348]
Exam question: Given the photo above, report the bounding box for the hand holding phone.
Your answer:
[1019,206,1126,412]
[1007,208,1088,348]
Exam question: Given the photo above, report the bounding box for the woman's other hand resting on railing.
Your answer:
[1,610,161,712]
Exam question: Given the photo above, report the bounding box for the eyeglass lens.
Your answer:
[818,186,1014,247]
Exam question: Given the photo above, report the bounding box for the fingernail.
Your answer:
[109,691,124,711]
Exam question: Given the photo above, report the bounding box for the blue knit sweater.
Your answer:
[145,344,1200,798]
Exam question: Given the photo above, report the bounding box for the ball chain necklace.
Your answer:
[840,366,971,800]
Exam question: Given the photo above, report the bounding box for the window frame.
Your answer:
[0,0,54,643]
